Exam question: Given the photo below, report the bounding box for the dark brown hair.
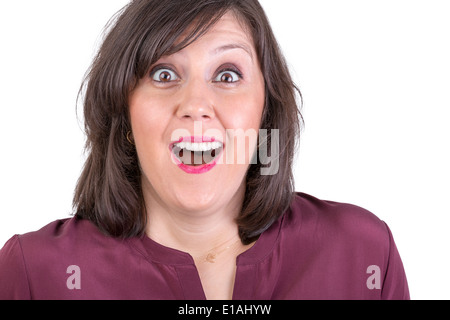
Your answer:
[73,0,302,244]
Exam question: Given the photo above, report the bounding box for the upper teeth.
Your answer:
[175,141,222,152]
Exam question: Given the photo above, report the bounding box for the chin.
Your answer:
[172,188,220,214]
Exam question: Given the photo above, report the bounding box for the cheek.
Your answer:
[130,92,168,142]
[219,91,264,165]
[129,94,172,170]
[221,92,264,130]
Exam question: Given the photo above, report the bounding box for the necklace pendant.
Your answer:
[205,253,216,263]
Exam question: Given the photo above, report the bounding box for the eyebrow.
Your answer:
[212,43,254,61]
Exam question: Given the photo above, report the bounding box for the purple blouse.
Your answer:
[0,193,409,300]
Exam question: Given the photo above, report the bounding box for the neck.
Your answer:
[148,208,242,258]
[143,181,245,259]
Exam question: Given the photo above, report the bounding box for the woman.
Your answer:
[0,0,409,300]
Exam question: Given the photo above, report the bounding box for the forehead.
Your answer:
[173,12,255,56]
[204,12,251,39]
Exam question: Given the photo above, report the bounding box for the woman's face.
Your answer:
[129,13,265,216]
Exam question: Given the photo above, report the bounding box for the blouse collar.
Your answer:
[129,209,286,266]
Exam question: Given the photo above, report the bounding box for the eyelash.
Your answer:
[214,66,244,83]
[149,64,244,84]
[149,66,179,83]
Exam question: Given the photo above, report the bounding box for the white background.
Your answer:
[0,1,449,299]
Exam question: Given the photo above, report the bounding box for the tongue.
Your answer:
[177,150,206,166]
[178,149,216,166]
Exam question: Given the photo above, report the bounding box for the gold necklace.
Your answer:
[198,238,241,264]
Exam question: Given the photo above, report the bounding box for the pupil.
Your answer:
[221,73,233,82]
[160,72,171,82]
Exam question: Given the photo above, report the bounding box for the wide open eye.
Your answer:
[151,67,179,82]
[213,69,242,83]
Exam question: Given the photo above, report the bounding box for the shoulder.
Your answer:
[0,235,30,299]
[286,192,388,232]
[274,193,409,299]
[0,218,80,266]
[0,217,131,299]
[15,217,108,256]
[0,217,101,274]
[283,192,391,251]
[13,217,130,268]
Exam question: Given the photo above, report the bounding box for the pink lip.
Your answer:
[169,136,223,175]
[176,160,219,174]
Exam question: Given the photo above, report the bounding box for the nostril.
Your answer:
[176,99,215,121]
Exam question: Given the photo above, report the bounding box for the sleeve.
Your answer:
[381,223,410,300]
[0,235,31,300]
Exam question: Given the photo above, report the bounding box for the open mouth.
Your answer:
[171,141,224,166]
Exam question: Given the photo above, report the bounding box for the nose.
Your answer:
[176,79,215,121]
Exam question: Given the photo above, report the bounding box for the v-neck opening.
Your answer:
[128,209,285,299]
